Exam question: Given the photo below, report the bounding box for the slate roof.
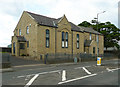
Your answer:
[27,11,59,27]
[26,11,101,34]
[16,36,26,42]
[70,22,83,32]
[79,26,101,35]
[84,40,92,47]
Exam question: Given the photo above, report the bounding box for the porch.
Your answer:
[12,36,27,56]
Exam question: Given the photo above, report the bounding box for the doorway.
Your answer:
[13,42,15,54]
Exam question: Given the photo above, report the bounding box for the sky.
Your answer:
[0,0,119,47]
[118,1,120,28]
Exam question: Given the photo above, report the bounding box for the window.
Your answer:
[27,41,29,48]
[46,29,50,48]
[26,26,29,34]
[62,32,69,48]
[62,32,65,48]
[90,33,92,40]
[97,35,99,42]
[98,48,99,55]
[65,32,68,48]
[77,34,79,49]
[93,47,95,54]
[19,29,21,36]
[20,43,25,49]
[29,24,31,27]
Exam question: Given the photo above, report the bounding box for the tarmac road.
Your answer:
[2,59,120,86]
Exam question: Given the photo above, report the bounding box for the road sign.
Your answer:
[97,57,101,65]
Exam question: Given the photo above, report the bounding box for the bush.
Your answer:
[21,54,26,56]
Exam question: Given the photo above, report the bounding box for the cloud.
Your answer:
[118,1,120,28]
[0,0,23,17]
[0,0,119,47]
[47,0,118,26]
[0,13,17,47]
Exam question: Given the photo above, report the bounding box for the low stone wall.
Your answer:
[44,52,119,64]
[44,53,97,64]
[104,50,120,58]
[0,47,11,53]
[1,62,11,68]
[44,54,74,64]
[0,53,11,69]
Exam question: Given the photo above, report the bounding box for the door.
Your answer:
[93,47,95,55]
[13,42,15,54]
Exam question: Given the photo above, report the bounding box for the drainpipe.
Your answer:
[17,43,20,56]
[55,28,57,54]
[72,31,73,54]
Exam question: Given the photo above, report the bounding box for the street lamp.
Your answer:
[96,11,106,57]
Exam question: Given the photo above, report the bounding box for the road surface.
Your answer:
[2,59,120,86]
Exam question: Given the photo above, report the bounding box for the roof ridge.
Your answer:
[26,11,58,20]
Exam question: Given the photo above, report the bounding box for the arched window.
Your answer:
[46,29,50,48]
[27,41,29,48]
[62,32,68,48]
[19,29,21,36]
[77,34,79,49]
[26,26,29,34]
[62,32,65,48]
[65,32,68,48]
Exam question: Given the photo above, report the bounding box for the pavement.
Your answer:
[2,58,120,86]
[1,53,43,66]
[10,56,44,66]
[1,54,45,73]
[0,68,13,73]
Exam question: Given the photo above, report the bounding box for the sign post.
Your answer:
[97,57,101,66]
[74,57,77,63]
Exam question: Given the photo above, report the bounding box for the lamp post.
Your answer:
[96,11,106,57]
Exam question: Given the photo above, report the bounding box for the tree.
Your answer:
[98,22,120,49]
[78,21,91,27]
[78,21,120,50]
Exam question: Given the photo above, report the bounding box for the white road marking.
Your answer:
[48,70,60,73]
[58,73,97,84]
[82,67,92,75]
[62,70,66,81]
[106,68,120,72]
[74,66,91,69]
[23,70,61,86]
[24,74,39,87]
[17,70,61,78]
[25,66,56,71]
[106,68,113,72]
[112,68,120,71]
[17,76,25,78]
[25,75,31,81]
[74,67,83,69]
